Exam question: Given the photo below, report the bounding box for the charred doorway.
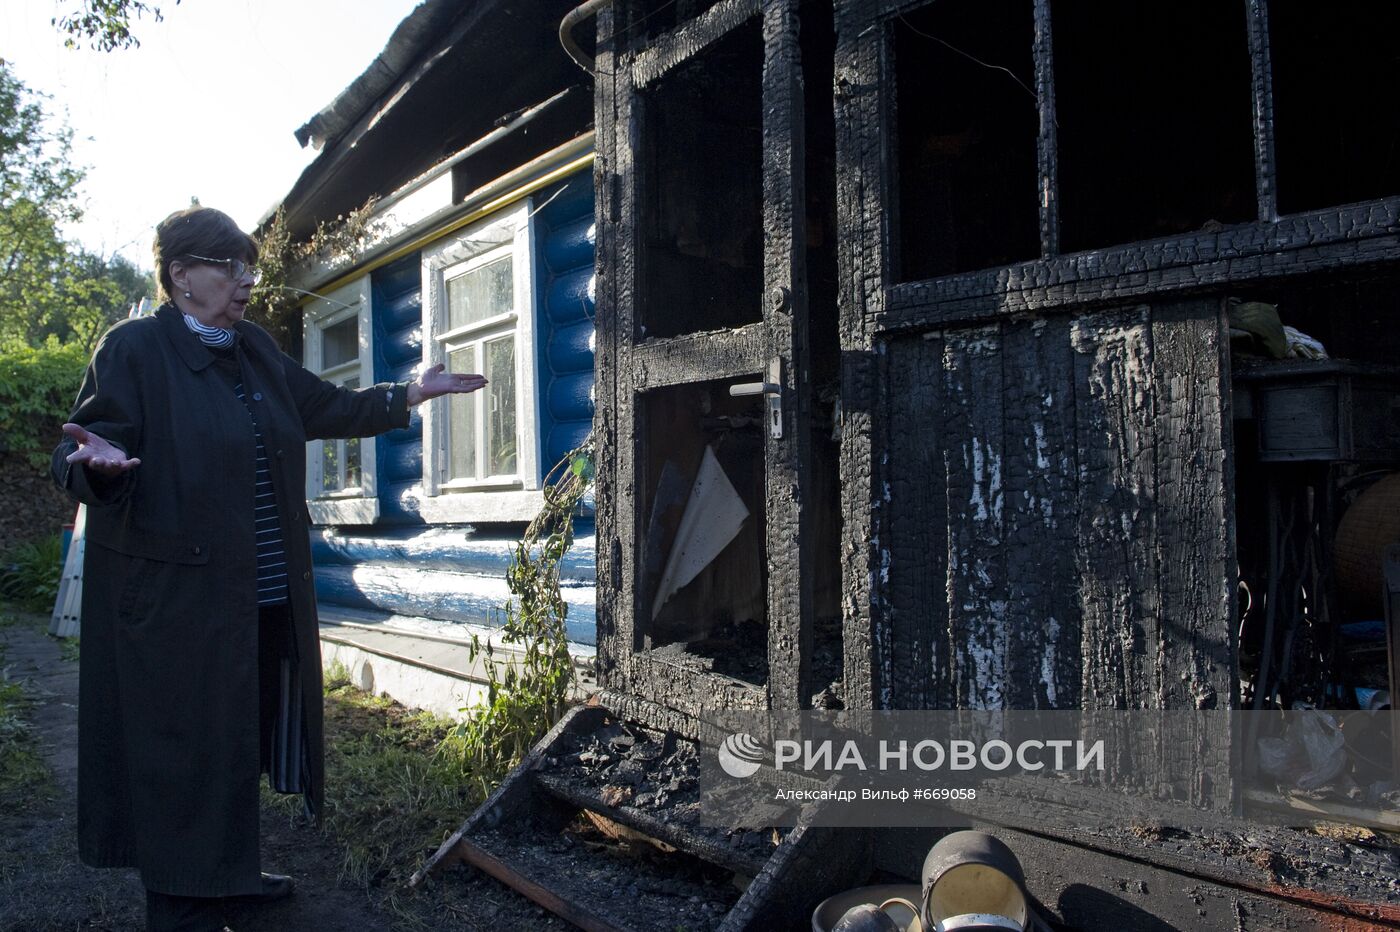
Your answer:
[597,0,842,717]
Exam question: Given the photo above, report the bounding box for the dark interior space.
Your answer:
[1051,0,1256,254]
[1268,2,1400,216]
[640,377,769,686]
[1228,270,1400,717]
[893,0,1040,282]
[640,18,764,340]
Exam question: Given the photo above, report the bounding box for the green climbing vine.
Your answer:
[440,437,595,797]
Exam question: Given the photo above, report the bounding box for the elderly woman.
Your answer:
[51,206,484,932]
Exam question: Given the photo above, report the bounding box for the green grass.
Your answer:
[58,637,79,663]
[263,663,481,898]
[0,646,53,800]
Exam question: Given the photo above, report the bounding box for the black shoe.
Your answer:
[245,873,294,904]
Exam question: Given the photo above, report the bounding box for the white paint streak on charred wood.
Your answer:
[942,324,1008,710]
[1002,315,1080,709]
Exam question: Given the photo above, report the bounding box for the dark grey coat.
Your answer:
[52,305,409,896]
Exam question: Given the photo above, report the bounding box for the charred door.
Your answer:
[594,0,842,716]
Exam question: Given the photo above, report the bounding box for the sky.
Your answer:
[0,0,424,269]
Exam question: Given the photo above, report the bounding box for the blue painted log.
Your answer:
[546,421,592,469]
[547,320,595,374]
[379,436,423,483]
[311,526,597,582]
[544,268,595,325]
[382,323,423,371]
[543,216,595,273]
[547,371,594,422]
[313,563,596,645]
[377,478,423,521]
[535,173,594,225]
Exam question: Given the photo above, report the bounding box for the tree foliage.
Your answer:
[0,61,152,353]
[52,1,174,53]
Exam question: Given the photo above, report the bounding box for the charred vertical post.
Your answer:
[592,4,622,690]
[1032,0,1059,257]
[1245,0,1278,221]
[761,0,816,710]
[833,0,890,709]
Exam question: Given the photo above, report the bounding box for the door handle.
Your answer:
[729,358,784,439]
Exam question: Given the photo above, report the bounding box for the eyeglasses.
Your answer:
[186,254,261,283]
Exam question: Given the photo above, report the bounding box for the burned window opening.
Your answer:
[893,0,1040,283]
[1268,3,1400,216]
[639,18,764,341]
[640,377,770,686]
[1051,0,1255,254]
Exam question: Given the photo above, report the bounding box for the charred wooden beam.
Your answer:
[631,0,761,87]
[883,198,1400,332]
[631,325,767,392]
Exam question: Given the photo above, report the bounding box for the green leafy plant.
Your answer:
[0,534,63,613]
[441,438,594,796]
[0,340,88,468]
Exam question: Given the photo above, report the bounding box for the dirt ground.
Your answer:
[0,612,572,932]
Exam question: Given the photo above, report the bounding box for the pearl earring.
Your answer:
[184,291,192,298]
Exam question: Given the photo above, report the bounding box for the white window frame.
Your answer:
[303,276,379,526]
[419,200,542,524]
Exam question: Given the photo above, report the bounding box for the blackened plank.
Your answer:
[941,324,1008,709]
[1151,297,1235,809]
[885,333,946,709]
[1071,307,1159,712]
[1001,315,1080,709]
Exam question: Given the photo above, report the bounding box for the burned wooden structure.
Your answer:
[420,0,1400,928]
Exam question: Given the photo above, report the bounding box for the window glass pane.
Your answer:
[484,335,516,477]
[322,316,358,370]
[446,256,513,331]
[447,346,477,480]
[322,437,340,492]
[345,438,361,489]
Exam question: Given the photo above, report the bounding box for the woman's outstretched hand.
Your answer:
[61,423,142,475]
[406,363,487,406]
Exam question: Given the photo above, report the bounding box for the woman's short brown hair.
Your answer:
[152,207,259,301]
